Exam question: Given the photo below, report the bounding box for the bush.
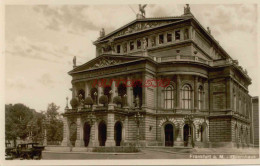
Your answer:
[85,96,94,105]
[99,95,108,106]
[113,96,122,106]
[70,98,79,108]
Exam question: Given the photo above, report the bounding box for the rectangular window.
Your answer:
[130,41,134,50]
[159,34,164,44]
[116,45,121,53]
[167,33,172,42]
[175,30,180,40]
[137,40,141,49]
[151,36,156,47]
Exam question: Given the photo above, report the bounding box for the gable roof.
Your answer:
[94,16,190,44]
[69,54,146,75]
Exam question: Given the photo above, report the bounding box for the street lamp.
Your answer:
[65,97,69,110]
[134,111,143,147]
[43,116,50,146]
[184,114,194,147]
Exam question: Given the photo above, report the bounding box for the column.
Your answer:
[176,75,181,109]
[226,78,232,110]
[85,82,89,97]
[75,117,84,147]
[88,121,96,147]
[111,80,116,103]
[106,113,115,146]
[142,72,147,108]
[194,76,198,110]
[98,85,102,106]
[61,117,71,146]
[174,124,184,147]
[126,76,132,107]
[124,116,128,143]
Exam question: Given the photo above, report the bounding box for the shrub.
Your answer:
[85,96,94,105]
[99,95,108,106]
[113,96,122,106]
[70,98,79,108]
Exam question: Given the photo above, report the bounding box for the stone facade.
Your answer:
[61,6,255,148]
[252,97,259,147]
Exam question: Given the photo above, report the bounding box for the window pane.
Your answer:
[175,30,180,40]
[167,33,172,42]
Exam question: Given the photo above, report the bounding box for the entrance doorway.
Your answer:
[98,121,107,146]
[84,123,91,147]
[114,121,122,146]
[201,123,207,143]
[165,124,174,147]
[183,124,194,147]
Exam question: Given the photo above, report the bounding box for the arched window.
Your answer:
[198,86,204,110]
[78,89,85,99]
[182,84,192,109]
[164,85,174,109]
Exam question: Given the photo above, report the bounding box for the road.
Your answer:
[42,149,190,159]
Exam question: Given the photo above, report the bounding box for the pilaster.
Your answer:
[106,113,115,146]
[194,76,198,110]
[176,75,181,109]
[75,117,84,147]
[61,116,71,146]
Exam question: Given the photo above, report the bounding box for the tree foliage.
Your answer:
[46,103,63,143]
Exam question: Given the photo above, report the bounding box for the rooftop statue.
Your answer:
[100,28,105,38]
[184,4,191,15]
[73,56,76,67]
[139,4,147,17]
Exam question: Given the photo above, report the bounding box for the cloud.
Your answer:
[6,36,85,64]
[6,77,32,90]
[37,73,54,87]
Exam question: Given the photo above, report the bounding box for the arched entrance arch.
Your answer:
[104,86,112,103]
[133,81,142,108]
[118,83,126,107]
[98,121,107,146]
[200,122,208,143]
[84,122,91,147]
[90,88,98,104]
[114,121,123,146]
[183,123,195,147]
[78,89,85,99]
[164,123,174,147]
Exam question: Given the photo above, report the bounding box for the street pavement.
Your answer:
[42,149,190,159]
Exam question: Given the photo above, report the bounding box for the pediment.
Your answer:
[97,17,185,43]
[69,55,142,74]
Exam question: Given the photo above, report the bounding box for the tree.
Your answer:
[45,103,63,143]
[5,104,35,145]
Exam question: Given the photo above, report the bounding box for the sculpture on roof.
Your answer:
[184,4,191,15]
[100,28,105,38]
[139,4,147,17]
[73,56,76,67]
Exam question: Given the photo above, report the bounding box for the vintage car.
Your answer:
[11,143,45,160]
[5,143,15,160]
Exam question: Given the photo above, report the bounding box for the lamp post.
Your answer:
[65,97,69,110]
[184,114,194,147]
[134,111,143,147]
[43,116,50,146]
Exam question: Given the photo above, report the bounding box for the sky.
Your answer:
[4,4,259,113]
